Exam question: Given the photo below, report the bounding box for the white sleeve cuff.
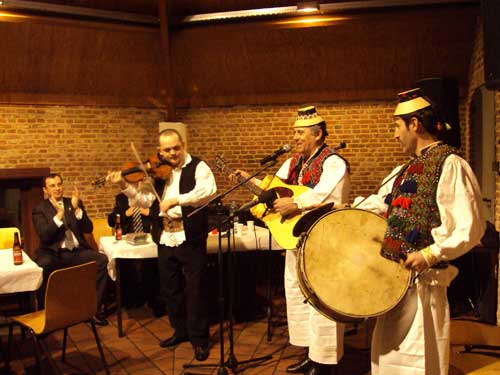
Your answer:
[53,216,64,227]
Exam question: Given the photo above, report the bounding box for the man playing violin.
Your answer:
[354,89,485,375]
[109,128,217,362]
[232,106,350,375]
[32,173,109,326]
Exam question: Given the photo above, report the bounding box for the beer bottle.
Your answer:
[115,213,123,240]
[13,232,23,265]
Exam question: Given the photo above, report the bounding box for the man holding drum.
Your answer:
[355,88,485,375]
[232,106,351,375]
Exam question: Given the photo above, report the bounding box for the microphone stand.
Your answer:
[183,160,277,374]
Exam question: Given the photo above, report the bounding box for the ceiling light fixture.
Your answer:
[276,15,348,26]
[179,0,477,25]
[0,0,158,25]
[0,10,28,20]
[297,1,320,13]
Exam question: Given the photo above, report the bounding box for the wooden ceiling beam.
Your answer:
[158,0,176,121]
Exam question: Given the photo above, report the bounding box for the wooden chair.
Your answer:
[0,227,20,249]
[85,218,112,251]
[6,261,109,374]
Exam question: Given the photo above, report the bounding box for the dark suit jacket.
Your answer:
[32,197,93,252]
[107,193,153,234]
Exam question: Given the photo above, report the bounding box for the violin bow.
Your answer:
[130,142,163,204]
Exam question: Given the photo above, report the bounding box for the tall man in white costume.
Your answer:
[355,88,485,375]
[233,106,350,375]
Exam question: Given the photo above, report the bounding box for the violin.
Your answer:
[92,154,172,188]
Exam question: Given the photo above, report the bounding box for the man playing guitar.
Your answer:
[231,106,350,375]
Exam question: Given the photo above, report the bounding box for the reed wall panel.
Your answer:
[0,19,161,106]
[172,7,477,106]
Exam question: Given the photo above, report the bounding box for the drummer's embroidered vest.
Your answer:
[381,143,456,264]
[286,144,349,187]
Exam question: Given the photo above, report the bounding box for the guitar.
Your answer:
[214,155,310,250]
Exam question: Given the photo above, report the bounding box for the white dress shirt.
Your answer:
[123,153,217,247]
[276,150,351,208]
[354,154,486,265]
[53,200,82,250]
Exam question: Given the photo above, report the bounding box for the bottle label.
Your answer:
[13,247,23,265]
[115,228,122,240]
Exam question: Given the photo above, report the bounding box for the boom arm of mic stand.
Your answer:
[187,159,278,220]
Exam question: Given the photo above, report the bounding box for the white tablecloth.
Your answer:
[100,226,282,279]
[0,249,43,294]
[207,225,283,254]
[99,236,158,281]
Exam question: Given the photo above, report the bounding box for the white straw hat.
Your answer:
[294,106,325,127]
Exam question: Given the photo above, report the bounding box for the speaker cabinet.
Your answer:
[448,246,499,324]
[482,0,500,90]
[448,223,499,324]
[414,77,460,148]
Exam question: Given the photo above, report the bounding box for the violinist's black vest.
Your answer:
[152,156,209,245]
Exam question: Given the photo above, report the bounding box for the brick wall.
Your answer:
[180,103,411,205]
[1,101,414,218]
[0,105,162,219]
[465,18,485,162]
[497,89,500,323]
[1,99,470,217]
[465,17,500,323]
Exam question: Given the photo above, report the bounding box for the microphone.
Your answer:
[333,142,346,151]
[259,144,292,165]
[237,189,278,212]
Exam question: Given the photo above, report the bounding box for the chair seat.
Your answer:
[7,262,109,374]
[451,320,500,346]
[13,310,46,335]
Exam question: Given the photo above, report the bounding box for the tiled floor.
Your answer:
[1,301,372,375]
[5,303,500,374]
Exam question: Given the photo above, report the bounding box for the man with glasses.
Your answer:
[109,129,217,361]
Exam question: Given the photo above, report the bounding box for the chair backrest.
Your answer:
[0,227,20,249]
[87,218,113,250]
[42,261,97,333]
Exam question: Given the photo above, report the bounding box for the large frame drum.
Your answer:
[297,208,411,323]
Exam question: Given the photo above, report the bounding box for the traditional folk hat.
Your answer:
[394,88,432,116]
[294,106,325,127]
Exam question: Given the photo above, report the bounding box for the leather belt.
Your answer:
[162,217,184,233]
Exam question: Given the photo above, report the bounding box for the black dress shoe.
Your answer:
[287,357,312,373]
[306,363,336,375]
[194,345,209,361]
[92,315,109,327]
[159,334,189,348]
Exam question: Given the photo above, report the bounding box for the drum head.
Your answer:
[298,208,410,320]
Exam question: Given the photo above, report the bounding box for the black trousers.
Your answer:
[120,258,160,308]
[34,247,108,311]
[158,241,209,346]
